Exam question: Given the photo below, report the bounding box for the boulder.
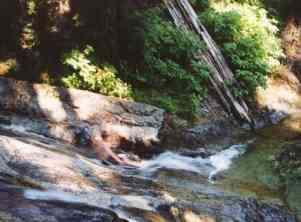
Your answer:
[0,77,165,152]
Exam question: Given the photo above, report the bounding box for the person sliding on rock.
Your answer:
[90,128,140,168]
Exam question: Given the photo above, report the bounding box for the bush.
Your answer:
[127,9,210,117]
[199,3,283,96]
[60,45,132,98]
[223,0,290,19]
[191,0,210,10]
[133,89,202,115]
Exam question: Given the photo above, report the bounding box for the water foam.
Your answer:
[0,124,28,133]
[24,189,140,222]
[140,144,247,180]
[24,189,82,203]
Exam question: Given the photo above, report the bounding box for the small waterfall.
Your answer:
[163,0,253,125]
[140,144,247,180]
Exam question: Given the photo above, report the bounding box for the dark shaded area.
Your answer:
[285,0,301,19]
[0,0,161,82]
[0,0,20,50]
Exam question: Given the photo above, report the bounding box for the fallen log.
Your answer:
[164,0,253,125]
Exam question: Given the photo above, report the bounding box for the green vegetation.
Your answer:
[59,46,132,98]
[0,0,292,117]
[127,9,210,116]
[199,2,283,96]
[191,0,210,10]
[1,0,301,217]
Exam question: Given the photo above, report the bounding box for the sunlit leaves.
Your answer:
[199,2,283,97]
[61,45,132,98]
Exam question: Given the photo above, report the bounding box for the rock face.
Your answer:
[256,69,301,116]
[0,77,299,221]
[0,127,298,222]
[161,118,243,150]
[0,77,165,152]
[0,185,126,222]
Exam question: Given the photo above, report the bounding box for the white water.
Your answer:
[0,124,28,133]
[24,189,154,211]
[24,189,142,222]
[3,122,247,181]
[140,144,247,180]
[208,144,246,180]
[0,124,49,140]
[24,189,83,203]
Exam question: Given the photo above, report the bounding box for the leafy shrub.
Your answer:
[133,89,180,114]
[133,88,202,115]
[199,3,283,96]
[128,9,210,117]
[224,0,290,19]
[20,22,38,50]
[61,45,132,98]
[191,0,210,10]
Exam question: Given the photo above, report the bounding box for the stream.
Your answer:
[0,0,299,220]
[0,114,300,222]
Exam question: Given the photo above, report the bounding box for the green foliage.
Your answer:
[216,0,263,5]
[133,89,179,114]
[19,0,39,50]
[223,38,268,95]
[218,0,290,19]
[27,0,38,16]
[128,9,210,117]
[199,3,283,96]
[20,23,38,50]
[191,0,210,10]
[133,89,202,116]
[61,45,132,98]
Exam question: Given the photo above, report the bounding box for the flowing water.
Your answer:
[0,2,299,220]
[1,117,300,221]
[139,144,247,181]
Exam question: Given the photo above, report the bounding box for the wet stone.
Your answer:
[0,184,126,222]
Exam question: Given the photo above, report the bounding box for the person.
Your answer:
[90,128,140,167]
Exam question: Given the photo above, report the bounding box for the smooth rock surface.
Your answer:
[0,184,126,222]
[0,77,165,151]
[0,126,297,222]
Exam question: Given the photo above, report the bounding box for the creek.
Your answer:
[0,113,300,222]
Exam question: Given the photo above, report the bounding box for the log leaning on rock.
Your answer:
[164,0,253,125]
[0,77,165,151]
